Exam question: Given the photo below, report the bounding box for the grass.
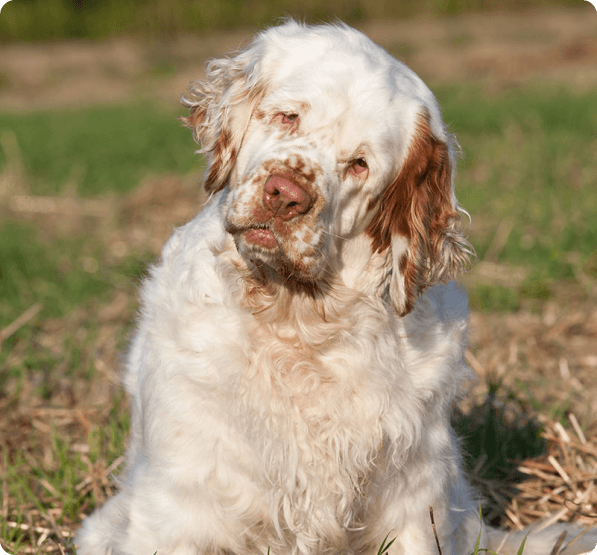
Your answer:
[0,221,111,327]
[0,0,584,42]
[0,104,197,197]
[436,84,597,311]
[454,379,546,482]
[441,85,597,263]
[0,80,596,554]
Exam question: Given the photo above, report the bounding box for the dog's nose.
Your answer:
[263,175,313,220]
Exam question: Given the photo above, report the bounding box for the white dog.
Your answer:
[77,20,596,555]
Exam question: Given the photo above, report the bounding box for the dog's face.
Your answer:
[183,22,472,314]
[224,45,405,282]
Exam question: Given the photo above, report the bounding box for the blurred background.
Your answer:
[0,1,596,553]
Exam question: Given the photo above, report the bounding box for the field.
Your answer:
[1,6,597,554]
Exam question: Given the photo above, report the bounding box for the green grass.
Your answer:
[1,395,128,551]
[453,379,546,483]
[0,221,111,326]
[439,85,597,267]
[0,103,198,196]
[436,84,597,311]
[0,0,584,42]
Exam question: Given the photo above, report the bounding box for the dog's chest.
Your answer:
[231,302,394,539]
[238,304,389,429]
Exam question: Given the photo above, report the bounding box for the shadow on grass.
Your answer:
[452,380,547,527]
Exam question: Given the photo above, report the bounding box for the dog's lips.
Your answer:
[244,228,276,249]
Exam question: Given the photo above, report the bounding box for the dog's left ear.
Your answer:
[367,108,474,316]
[181,40,267,194]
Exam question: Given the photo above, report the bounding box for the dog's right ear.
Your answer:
[181,40,268,194]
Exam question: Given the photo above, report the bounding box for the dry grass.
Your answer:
[0,176,202,554]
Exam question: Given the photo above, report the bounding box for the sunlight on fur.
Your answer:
[76,20,597,555]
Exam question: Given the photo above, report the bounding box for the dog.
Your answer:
[76,20,597,555]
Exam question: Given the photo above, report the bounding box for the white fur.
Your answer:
[77,21,596,555]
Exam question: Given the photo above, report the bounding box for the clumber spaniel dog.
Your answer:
[77,21,596,555]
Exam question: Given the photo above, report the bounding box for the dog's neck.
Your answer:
[215,232,395,338]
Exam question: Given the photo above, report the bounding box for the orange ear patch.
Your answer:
[204,128,236,193]
[366,108,461,315]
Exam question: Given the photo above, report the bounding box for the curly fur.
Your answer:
[76,20,596,555]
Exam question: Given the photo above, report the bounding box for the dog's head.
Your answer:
[182,21,473,315]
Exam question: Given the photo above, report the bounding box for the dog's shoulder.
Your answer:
[124,192,248,394]
[424,281,469,328]
[398,281,473,400]
[162,193,228,272]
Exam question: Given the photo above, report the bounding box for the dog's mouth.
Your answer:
[226,222,278,251]
[244,227,276,249]
[226,221,326,282]
[225,221,277,255]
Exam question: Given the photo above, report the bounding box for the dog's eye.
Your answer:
[349,158,369,177]
[274,112,299,127]
[283,113,298,123]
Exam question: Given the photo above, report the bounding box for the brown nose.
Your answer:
[263,175,312,221]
